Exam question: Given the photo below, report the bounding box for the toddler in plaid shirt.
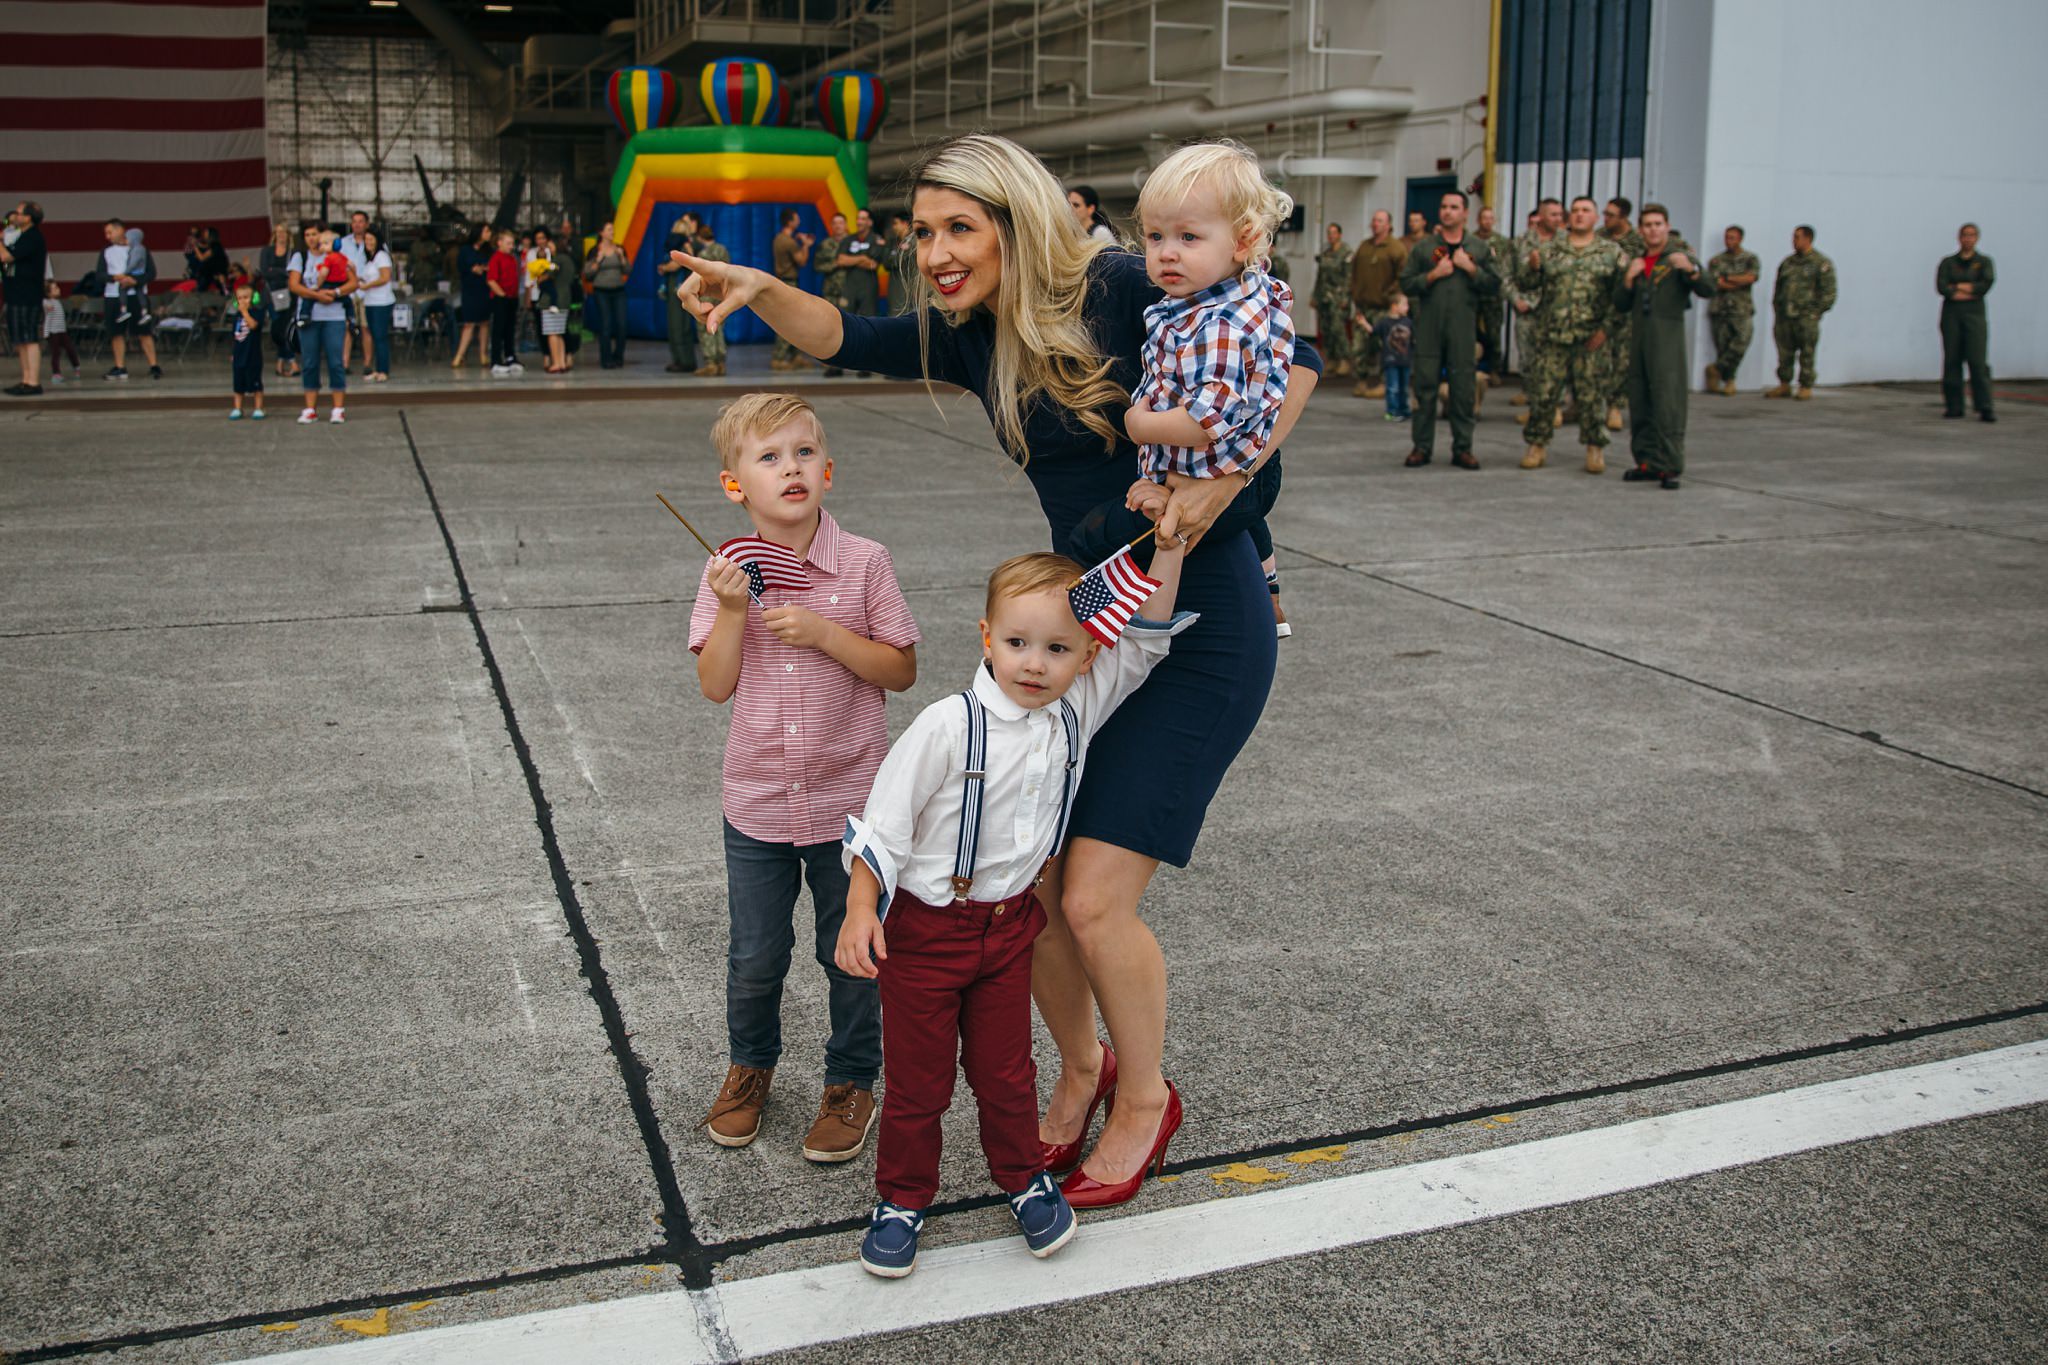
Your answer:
[1121,140,1296,524]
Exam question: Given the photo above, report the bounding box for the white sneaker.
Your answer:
[508,361,525,373]
[49,373,64,384]
[297,408,317,424]
[490,364,510,377]
[329,407,346,424]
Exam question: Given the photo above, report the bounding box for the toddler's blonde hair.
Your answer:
[1137,139,1294,265]
[984,551,1087,621]
[710,392,825,471]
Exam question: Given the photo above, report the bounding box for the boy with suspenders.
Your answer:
[838,546,1191,1277]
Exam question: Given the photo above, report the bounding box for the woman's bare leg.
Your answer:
[1058,837,1169,1182]
[1031,856,1105,1145]
[451,324,474,366]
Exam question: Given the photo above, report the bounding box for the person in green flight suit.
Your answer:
[1400,189,1500,470]
[1704,225,1761,395]
[882,210,918,316]
[1765,224,1836,399]
[1312,221,1353,373]
[1610,204,1715,489]
[1937,222,1995,422]
[691,218,731,376]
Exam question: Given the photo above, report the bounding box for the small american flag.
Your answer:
[1068,546,1161,647]
[718,535,811,599]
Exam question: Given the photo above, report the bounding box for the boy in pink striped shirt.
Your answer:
[689,393,921,1163]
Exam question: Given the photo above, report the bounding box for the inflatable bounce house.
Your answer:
[605,60,888,342]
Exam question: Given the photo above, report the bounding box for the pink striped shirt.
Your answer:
[689,510,920,847]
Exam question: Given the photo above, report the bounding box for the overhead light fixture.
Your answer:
[484,3,512,9]
[369,0,396,6]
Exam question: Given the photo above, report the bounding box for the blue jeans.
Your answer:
[723,820,880,1086]
[1384,363,1411,417]
[299,318,346,392]
[592,287,627,366]
[364,304,393,374]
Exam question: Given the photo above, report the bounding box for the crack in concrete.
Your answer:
[1283,541,2048,804]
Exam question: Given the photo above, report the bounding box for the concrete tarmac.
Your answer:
[1,363,2043,1361]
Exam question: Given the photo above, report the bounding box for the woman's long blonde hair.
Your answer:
[905,134,1132,458]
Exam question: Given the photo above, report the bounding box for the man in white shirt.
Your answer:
[835,545,1192,1277]
[97,219,158,380]
[338,210,371,374]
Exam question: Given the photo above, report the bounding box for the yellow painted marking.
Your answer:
[1210,1162,1290,1185]
[334,1308,391,1337]
[258,1322,299,1333]
[406,1301,436,1312]
[1157,1174,1180,1183]
[1285,1145,1348,1164]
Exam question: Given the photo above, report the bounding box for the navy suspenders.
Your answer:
[949,691,1080,903]
[948,692,989,901]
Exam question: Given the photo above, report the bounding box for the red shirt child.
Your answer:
[487,246,519,298]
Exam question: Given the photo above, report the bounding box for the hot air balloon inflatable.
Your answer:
[700,57,783,127]
[815,70,887,142]
[605,61,882,343]
[606,66,682,136]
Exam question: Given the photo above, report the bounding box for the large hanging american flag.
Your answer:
[716,535,812,599]
[0,0,272,291]
[1069,545,1161,647]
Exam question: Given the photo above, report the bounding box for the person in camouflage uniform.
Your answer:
[1597,198,1644,431]
[1348,209,1403,396]
[690,219,731,375]
[1474,204,1504,385]
[1704,225,1761,395]
[813,212,854,376]
[834,208,886,377]
[1612,204,1716,488]
[882,210,918,316]
[1505,198,1561,415]
[1312,222,1354,373]
[1400,189,1499,470]
[1766,225,1836,398]
[1937,222,1995,422]
[769,211,813,370]
[1516,195,1625,472]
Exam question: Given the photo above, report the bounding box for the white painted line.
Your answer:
[251,1040,2048,1364]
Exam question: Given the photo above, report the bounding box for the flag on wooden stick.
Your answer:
[717,535,811,598]
[1068,545,1160,647]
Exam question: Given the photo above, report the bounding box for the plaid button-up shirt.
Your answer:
[1130,267,1295,482]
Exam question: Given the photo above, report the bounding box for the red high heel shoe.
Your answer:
[1039,1042,1117,1177]
[1059,1081,1180,1209]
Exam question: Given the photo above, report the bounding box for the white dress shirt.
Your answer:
[845,611,1195,908]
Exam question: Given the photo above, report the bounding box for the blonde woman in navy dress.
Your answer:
[670,134,1319,1208]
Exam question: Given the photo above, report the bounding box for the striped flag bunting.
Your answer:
[1068,546,1160,647]
[717,535,812,598]
[0,0,272,291]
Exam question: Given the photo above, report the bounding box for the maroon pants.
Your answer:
[874,886,1046,1207]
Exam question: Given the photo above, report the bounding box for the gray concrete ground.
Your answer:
[2,360,2044,1362]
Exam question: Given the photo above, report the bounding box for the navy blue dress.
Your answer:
[830,251,1320,866]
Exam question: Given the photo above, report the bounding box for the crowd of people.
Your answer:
[1309,196,2000,485]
